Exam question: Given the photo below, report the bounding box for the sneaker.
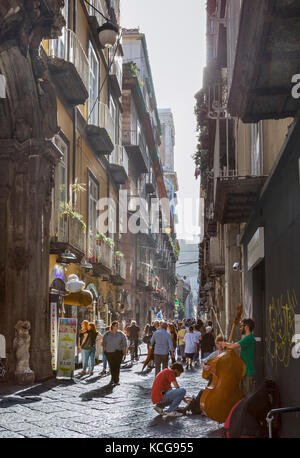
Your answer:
[165,411,183,418]
[90,371,94,376]
[79,370,86,376]
[154,406,164,415]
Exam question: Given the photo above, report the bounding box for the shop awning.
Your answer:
[63,290,93,307]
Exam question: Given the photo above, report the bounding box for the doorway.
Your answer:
[252,260,266,385]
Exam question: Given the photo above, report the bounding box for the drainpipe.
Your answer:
[72,0,77,206]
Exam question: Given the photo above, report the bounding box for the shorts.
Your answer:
[185,353,194,359]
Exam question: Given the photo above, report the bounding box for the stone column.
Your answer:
[0,0,64,381]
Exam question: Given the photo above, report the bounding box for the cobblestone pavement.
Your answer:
[0,348,222,438]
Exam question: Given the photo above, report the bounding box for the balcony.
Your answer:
[228,0,300,122]
[88,239,114,275]
[85,102,114,155]
[123,130,149,174]
[109,59,122,98]
[87,0,106,50]
[111,255,126,285]
[136,262,151,289]
[50,215,86,260]
[214,171,267,224]
[48,29,89,105]
[108,145,129,184]
[145,171,156,194]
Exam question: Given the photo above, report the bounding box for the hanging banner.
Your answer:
[50,302,58,371]
[57,318,77,379]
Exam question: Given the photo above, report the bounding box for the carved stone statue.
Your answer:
[0,1,65,381]
[13,321,35,384]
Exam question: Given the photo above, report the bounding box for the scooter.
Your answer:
[266,406,300,438]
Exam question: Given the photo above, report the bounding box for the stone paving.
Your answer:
[0,348,222,438]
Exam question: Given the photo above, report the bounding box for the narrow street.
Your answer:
[0,347,221,439]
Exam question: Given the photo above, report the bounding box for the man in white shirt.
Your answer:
[183,326,197,369]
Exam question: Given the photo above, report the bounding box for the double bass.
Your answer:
[200,305,246,423]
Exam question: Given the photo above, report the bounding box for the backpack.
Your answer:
[186,390,204,415]
[222,380,281,438]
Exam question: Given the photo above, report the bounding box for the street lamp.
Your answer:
[98,21,120,48]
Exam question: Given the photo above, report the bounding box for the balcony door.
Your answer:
[109,96,117,163]
[52,134,68,239]
[50,0,68,58]
[250,122,263,176]
[88,42,99,126]
[88,173,99,258]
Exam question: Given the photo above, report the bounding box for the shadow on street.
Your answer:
[79,383,114,401]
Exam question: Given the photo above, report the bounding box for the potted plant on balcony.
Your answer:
[59,202,86,232]
[96,232,107,246]
[115,251,124,258]
[106,237,115,248]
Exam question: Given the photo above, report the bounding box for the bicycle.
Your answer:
[128,340,142,361]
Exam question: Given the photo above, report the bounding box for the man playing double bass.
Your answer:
[225,318,256,396]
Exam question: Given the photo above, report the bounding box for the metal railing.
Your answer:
[122,129,149,168]
[110,145,129,177]
[56,215,86,254]
[88,238,114,270]
[109,59,122,90]
[87,0,106,27]
[137,262,150,284]
[115,256,126,279]
[146,171,156,188]
[49,28,90,93]
[88,101,115,141]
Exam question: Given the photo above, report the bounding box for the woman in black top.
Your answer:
[80,322,100,376]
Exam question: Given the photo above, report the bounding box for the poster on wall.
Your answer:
[50,302,58,371]
[56,318,77,379]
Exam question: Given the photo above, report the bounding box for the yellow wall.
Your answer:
[262,118,293,174]
[236,118,293,176]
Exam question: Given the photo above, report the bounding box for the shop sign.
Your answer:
[57,318,77,379]
[247,227,264,271]
[50,302,58,370]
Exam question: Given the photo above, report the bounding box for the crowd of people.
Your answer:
[76,316,256,419]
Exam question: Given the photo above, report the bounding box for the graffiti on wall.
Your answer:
[267,289,297,371]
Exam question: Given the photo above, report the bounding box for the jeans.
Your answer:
[194,343,200,362]
[154,354,169,376]
[203,352,211,359]
[178,344,186,361]
[82,348,96,372]
[102,349,107,370]
[157,388,186,413]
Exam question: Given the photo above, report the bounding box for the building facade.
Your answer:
[197,0,300,436]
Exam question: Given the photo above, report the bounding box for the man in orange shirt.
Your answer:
[151,362,186,418]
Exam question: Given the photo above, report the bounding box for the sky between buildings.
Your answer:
[120,0,207,243]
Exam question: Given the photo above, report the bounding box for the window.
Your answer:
[52,135,68,237]
[250,123,263,176]
[50,0,68,58]
[88,42,99,126]
[88,174,99,256]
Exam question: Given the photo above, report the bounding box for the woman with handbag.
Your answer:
[79,322,100,376]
